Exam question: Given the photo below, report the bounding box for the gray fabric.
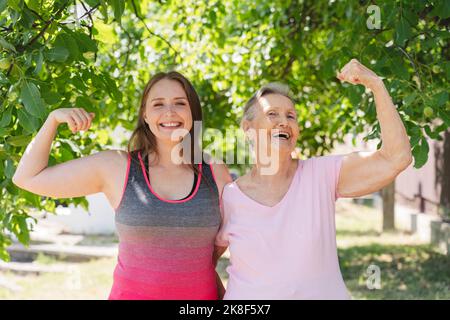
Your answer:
[115,150,221,229]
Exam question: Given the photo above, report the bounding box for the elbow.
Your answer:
[12,174,28,190]
[394,151,413,172]
[12,174,20,186]
[12,175,23,188]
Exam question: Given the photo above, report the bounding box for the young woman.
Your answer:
[214,59,413,299]
[13,71,232,300]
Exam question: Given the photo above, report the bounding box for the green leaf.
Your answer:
[98,0,108,22]
[17,107,40,133]
[59,138,81,154]
[54,32,80,61]
[424,125,439,140]
[412,137,429,169]
[73,32,98,53]
[0,36,17,53]
[19,188,41,208]
[391,57,409,79]
[395,17,412,46]
[431,91,448,107]
[403,92,417,106]
[5,158,15,178]
[12,215,30,244]
[84,0,100,6]
[0,106,12,127]
[20,81,46,118]
[438,109,450,127]
[44,46,69,62]
[409,125,421,147]
[75,95,93,110]
[6,0,22,12]
[20,7,36,28]
[33,50,43,74]
[0,0,7,13]
[6,134,32,146]
[41,90,63,105]
[26,0,40,11]
[60,145,73,161]
[430,1,450,19]
[110,0,125,23]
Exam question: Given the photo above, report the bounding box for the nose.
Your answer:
[164,104,176,115]
[277,115,288,127]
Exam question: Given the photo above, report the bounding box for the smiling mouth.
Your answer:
[272,131,291,140]
[159,122,183,128]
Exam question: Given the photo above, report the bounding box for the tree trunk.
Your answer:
[440,129,450,221]
[382,179,396,231]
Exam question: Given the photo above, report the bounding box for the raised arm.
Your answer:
[12,108,112,198]
[335,59,412,198]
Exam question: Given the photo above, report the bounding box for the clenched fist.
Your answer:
[50,107,95,134]
[337,58,382,90]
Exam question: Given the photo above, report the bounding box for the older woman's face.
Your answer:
[245,93,299,154]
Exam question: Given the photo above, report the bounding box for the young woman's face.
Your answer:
[244,93,299,154]
[143,78,193,143]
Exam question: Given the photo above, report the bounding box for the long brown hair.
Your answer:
[127,71,204,179]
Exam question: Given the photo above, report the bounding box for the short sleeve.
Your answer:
[214,184,230,247]
[315,154,345,201]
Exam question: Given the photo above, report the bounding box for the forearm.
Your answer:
[371,80,412,164]
[13,113,59,184]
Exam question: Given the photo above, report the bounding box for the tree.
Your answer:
[1,0,449,260]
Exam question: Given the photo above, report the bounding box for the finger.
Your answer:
[76,108,91,131]
[340,62,352,74]
[87,112,95,129]
[67,117,77,133]
[70,109,85,131]
[340,68,351,83]
[349,75,360,84]
[78,109,91,131]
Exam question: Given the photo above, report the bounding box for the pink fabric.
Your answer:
[215,155,351,300]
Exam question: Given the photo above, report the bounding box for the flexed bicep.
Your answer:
[14,151,113,198]
[337,150,406,198]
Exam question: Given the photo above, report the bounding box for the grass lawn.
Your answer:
[0,199,448,299]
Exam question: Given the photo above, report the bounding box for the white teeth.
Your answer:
[160,122,182,127]
[272,132,290,139]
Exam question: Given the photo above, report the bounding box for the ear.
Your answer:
[242,119,251,133]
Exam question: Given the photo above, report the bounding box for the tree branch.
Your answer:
[130,0,179,64]
[18,2,70,52]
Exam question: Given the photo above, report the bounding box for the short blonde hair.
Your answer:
[241,82,295,126]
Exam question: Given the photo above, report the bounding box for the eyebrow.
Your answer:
[151,97,187,102]
[266,106,297,113]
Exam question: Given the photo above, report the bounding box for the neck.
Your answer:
[150,140,188,169]
[251,151,296,183]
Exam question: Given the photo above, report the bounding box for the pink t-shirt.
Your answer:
[215,155,351,300]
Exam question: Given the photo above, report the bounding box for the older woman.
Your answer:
[214,58,412,299]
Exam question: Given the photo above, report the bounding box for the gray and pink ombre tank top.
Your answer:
[108,149,221,300]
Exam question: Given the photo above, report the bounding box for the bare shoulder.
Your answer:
[204,155,232,195]
[99,148,129,164]
[95,149,130,209]
[208,159,232,183]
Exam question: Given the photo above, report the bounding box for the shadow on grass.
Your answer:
[336,229,381,237]
[338,244,450,299]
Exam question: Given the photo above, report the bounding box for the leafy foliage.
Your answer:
[0,0,449,260]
